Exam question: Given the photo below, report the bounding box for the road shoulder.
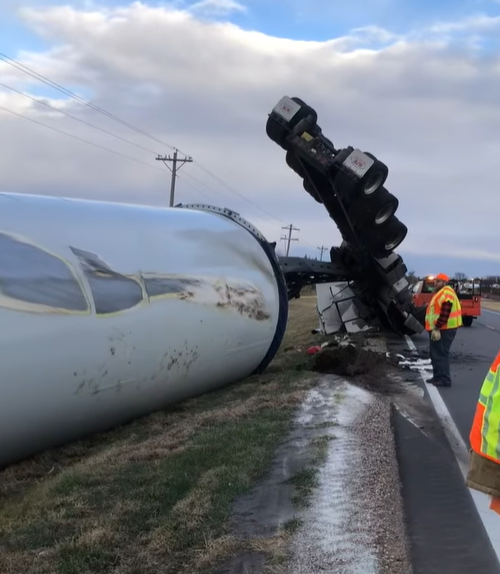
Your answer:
[386,334,500,573]
[219,373,414,574]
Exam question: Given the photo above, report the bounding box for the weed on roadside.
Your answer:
[287,435,335,509]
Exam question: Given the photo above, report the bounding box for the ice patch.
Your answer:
[288,381,380,573]
[296,388,330,425]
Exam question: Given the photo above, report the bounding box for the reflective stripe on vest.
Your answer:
[424,285,462,331]
[470,351,500,464]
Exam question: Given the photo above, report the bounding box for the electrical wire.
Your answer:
[0,104,164,172]
[181,170,232,201]
[0,103,216,209]
[0,53,290,223]
[0,81,161,156]
[191,161,288,224]
[0,52,320,250]
[176,173,215,203]
[0,53,175,150]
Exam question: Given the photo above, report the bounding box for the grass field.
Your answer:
[0,298,324,574]
[482,300,500,312]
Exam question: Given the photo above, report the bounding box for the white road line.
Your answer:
[486,325,496,331]
[483,309,500,315]
[404,334,500,561]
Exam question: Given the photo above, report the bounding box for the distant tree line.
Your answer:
[403,270,500,295]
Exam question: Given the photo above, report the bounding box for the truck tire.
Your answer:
[302,179,322,203]
[361,216,408,258]
[265,97,318,150]
[290,97,317,125]
[348,187,398,226]
[265,117,289,149]
[286,150,305,177]
[332,150,388,203]
[463,316,473,327]
[360,152,389,196]
[303,170,328,204]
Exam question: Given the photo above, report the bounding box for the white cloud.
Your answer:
[188,0,247,16]
[1,2,500,266]
[427,13,500,35]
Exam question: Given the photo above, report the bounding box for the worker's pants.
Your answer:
[429,328,457,386]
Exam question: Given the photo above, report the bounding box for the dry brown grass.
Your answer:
[482,300,500,312]
[0,297,324,574]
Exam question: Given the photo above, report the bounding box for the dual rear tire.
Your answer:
[462,316,473,327]
[349,185,407,258]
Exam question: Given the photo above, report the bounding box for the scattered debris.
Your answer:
[305,342,330,355]
[305,345,322,355]
[397,357,432,375]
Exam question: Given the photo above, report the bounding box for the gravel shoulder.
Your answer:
[219,346,416,574]
[284,378,412,574]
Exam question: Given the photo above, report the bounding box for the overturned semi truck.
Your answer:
[266,96,425,336]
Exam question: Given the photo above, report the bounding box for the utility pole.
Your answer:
[317,245,328,261]
[156,149,193,207]
[280,224,299,256]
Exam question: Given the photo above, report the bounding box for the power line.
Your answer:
[0,80,161,156]
[156,149,193,206]
[0,52,322,248]
[0,52,298,224]
[0,99,210,204]
[0,104,164,172]
[0,92,256,214]
[0,53,287,223]
[280,224,300,256]
[190,161,288,225]
[181,170,229,200]
[175,173,214,202]
[1,79,272,218]
[0,52,175,150]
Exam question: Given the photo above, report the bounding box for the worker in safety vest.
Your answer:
[466,350,500,497]
[425,273,462,387]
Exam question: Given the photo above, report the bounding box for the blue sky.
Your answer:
[232,0,499,40]
[3,0,500,52]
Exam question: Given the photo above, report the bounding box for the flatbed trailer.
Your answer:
[412,276,482,327]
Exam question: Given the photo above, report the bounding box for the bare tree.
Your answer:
[405,270,417,284]
[454,272,467,280]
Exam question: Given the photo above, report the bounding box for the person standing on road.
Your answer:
[466,349,500,497]
[425,273,462,387]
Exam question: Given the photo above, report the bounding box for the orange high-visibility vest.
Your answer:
[470,350,500,465]
[425,285,462,331]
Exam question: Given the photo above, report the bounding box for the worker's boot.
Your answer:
[431,379,451,387]
[466,450,500,497]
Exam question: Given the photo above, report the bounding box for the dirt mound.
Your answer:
[311,345,386,377]
[309,345,399,394]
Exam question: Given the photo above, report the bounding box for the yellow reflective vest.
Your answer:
[425,285,462,331]
[470,350,500,464]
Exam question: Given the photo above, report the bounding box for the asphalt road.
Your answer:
[390,309,500,572]
[409,308,500,444]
